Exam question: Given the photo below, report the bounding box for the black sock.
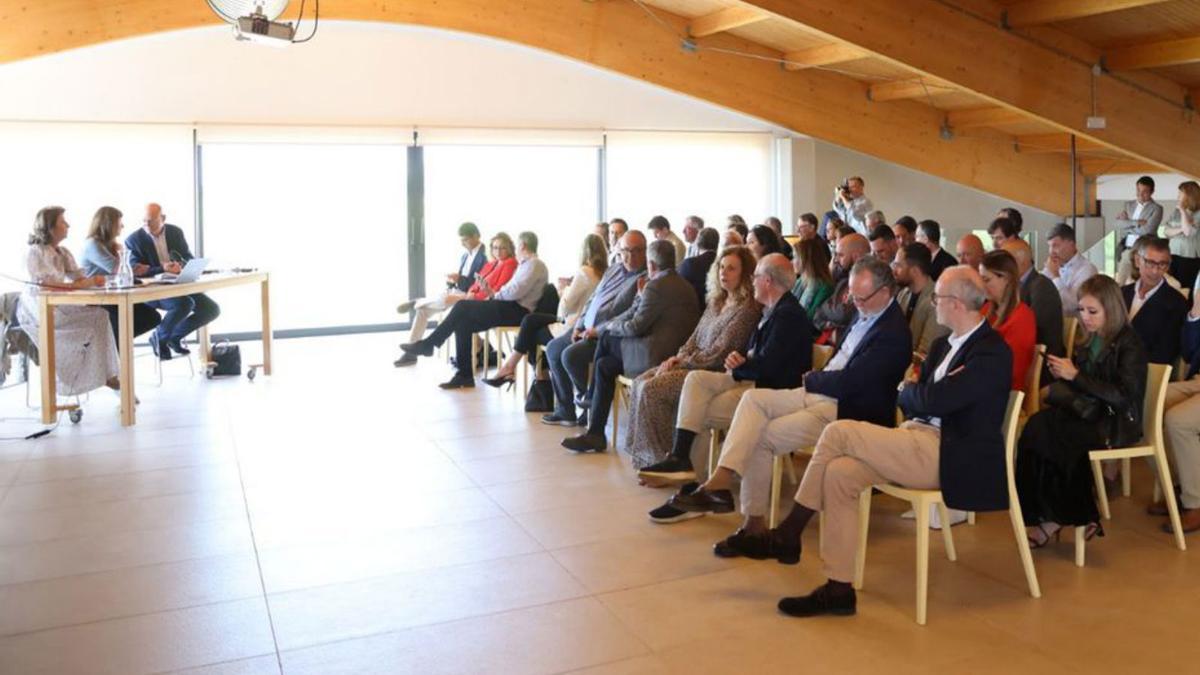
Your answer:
[825,580,853,595]
[669,429,697,463]
[774,504,816,540]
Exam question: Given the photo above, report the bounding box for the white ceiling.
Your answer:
[0,20,788,132]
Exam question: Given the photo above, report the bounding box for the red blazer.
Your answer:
[467,256,517,300]
[990,301,1037,391]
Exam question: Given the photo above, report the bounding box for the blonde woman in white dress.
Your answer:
[17,206,121,396]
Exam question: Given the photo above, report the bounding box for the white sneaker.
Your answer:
[899,505,967,530]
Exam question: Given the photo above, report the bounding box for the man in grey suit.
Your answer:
[562,240,702,452]
[1116,176,1164,258]
[542,231,647,427]
[1003,239,1064,359]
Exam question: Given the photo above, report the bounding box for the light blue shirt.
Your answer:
[824,299,894,372]
[581,264,638,330]
[79,239,118,277]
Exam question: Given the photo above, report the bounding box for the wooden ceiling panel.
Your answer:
[641,0,734,20]
[1031,2,1200,49]
[1151,61,1200,87]
[726,17,828,52]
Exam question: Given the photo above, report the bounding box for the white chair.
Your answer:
[612,374,634,442]
[853,391,1037,625]
[1080,363,1187,566]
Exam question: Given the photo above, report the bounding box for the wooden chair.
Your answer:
[1023,345,1045,419]
[612,374,634,441]
[1079,363,1187,566]
[1062,316,1079,361]
[853,392,1036,625]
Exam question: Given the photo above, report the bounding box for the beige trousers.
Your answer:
[716,387,838,517]
[795,420,941,582]
[1164,378,1200,509]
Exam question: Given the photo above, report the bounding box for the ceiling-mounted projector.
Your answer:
[206,0,301,46]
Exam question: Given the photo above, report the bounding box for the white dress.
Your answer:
[17,245,119,396]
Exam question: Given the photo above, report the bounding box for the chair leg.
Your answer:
[1074,525,1086,567]
[768,456,783,529]
[783,455,798,484]
[611,385,619,442]
[935,501,958,562]
[1091,459,1112,520]
[1008,505,1041,598]
[1121,457,1132,498]
[967,511,976,525]
[1154,447,1188,552]
[707,431,721,478]
[914,500,931,625]
[853,488,871,590]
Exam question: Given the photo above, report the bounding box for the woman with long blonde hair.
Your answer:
[79,206,162,346]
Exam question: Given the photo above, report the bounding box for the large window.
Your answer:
[605,131,774,232]
[423,145,600,292]
[0,123,193,282]
[200,143,408,333]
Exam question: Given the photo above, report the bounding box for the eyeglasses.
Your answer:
[1141,258,1170,270]
[931,293,961,306]
[619,246,645,254]
[850,284,886,304]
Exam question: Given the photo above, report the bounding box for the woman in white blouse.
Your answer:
[17,206,122,396]
[482,233,607,388]
[1164,181,1200,290]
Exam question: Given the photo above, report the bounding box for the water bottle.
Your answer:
[116,249,134,288]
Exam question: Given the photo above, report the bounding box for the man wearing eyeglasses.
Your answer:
[767,266,1010,618]
[668,258,911,559]
[1122,237,1187,365]
[125,203,220,360]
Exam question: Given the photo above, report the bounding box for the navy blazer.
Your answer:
[1182,317,1200,380]
[732,291,813,389]
[803,300,912,427]
[125,224,194,276]
[454,248,488,293]
[899,322,1013,511]
[1122,282,1186,365]
[929,248,956,281]
[678,250,716,310]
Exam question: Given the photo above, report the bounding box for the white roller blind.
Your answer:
[196,125,414,145]
[417,127,603,147]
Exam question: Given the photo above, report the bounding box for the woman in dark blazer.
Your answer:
[1017,275,1148,547]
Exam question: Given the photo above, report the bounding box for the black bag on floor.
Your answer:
[524,379,554,413]
[210,340,242,377]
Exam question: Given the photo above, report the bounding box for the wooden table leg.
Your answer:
[118,297,136,427]
[38,296,57,424]
[198,324,210,366]
[261,277,272,375]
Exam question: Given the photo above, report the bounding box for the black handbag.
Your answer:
[1044,381,1102,422]
[209,340,242,377]
[524,379,554,413]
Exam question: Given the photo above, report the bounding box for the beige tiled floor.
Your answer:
[1,333,1197,674]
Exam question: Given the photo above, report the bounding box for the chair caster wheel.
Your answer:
[247,367,257,381]
[206,367,215,380]
[69,409,83,424]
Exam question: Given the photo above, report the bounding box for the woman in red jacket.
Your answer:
[465,233,518,300]
[979,249,1037,390]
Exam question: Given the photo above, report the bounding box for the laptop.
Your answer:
[157,258,208,284]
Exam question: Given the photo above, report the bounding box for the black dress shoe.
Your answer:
[638,457,696,482]
[541,413,578,427]
[669,485,735,514]
[166,338,191,355]
[768,528,801,565]
[562,433,607,453]
[577,410,588,428]
[713,529,772,560]
[401,341,435,357]
[438,373,475,389]
[149,333,172,361]
[394,353,418,368]
[778,583,857,618]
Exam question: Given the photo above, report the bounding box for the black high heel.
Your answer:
[1027,524,1061,549]
[483,374,516,390]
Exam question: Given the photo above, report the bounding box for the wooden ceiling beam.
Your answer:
[782,42,866,70]
[868,79,957,101]
[1079,158,1166,175]
[688,6,768,38]
[740,0,1200,179]
[946,107,1029,129]
[1004,0,1171,27]
[1105,36,1200,70]
[1017,134,1109,153]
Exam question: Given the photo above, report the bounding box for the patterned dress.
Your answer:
[17,245,119,396]
[622,295,761,468]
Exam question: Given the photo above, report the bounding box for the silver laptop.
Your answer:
[158,258,208,284]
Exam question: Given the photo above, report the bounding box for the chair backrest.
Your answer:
[812,344,834,371]
[1004,390,1026,490]
[1063,317,1079,360]
[1142,363,1171,449]
[1023,345,1044,417]
[534,283,560,315]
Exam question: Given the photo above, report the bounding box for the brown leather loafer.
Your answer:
[1162,508,1200,534]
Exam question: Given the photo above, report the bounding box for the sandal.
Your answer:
[1083,522,1105,541]
[1027,523,1061,549]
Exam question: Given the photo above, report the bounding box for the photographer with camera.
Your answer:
[831,176,874,236]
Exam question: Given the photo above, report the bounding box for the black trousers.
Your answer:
[425,299,528,378]
[1016,407,1103,527]
[103,305,162,343]
[512,313,559,355]
[1170,256,1200,293]
[546,332,596,421]
[586,333,626,437]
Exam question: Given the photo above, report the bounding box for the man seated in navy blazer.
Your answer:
[676,227,719,310]
[769,266,1012,618]
[670,258,913,557]
[125,203,220,359]
[1122,237,1187,365]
